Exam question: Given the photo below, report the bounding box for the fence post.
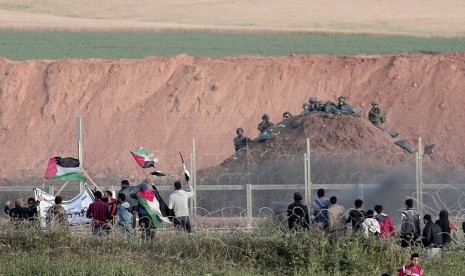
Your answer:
[417,137,423,213]
[358,183,364,200]
[77,116,84,193]
[48,186,55,196]
[191,138,197,232]
[306,138,312,204]
[246,184,252,229]
[304,152,309,204]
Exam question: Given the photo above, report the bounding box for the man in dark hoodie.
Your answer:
[287,192,310,230]
[422,214,443,258]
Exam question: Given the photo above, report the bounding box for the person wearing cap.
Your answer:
[257,114,275,142]
[287,192,310,230]
[282,111,292,119]
[368,99,387,128]
[300,103,310,115]
[130,182,156,238]
[308,97,319,112]
[233,127,252,152]
[336,96,361,117]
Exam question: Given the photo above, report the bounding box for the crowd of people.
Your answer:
[233,96,419,154]
[287,188,460,266]
[3,179,195,238]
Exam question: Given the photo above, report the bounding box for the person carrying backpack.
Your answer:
[400,199,421,248]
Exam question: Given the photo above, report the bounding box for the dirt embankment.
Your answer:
[0,53,464,181]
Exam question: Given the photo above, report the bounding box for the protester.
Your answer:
[311,188,330,228]
[27,197,38,219]
[327,196,346,231]
[4,197,40,221]
[118,179,138,213]
[117,193,133,236]
[374,204,395,239]
[131,182,158,238]
[422,214,443,258]
[86,191,110,235]
[435,209,455,245]
[287,192,310,230]
[398,253,423,276]
[46,196,69,230]
[103,190,117,223]
[400,199,421,248]
[346,199,366,233]
[362,209,380,237]
[168,181,195,233]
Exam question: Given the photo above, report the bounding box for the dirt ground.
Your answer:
[0,0,465,36]
[0,53,465,180]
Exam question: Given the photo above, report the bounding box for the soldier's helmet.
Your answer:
[317,100,326,106]
[303,102,309,108]
[236,127,244,134]
[309,97,317,104]
[262,113,270,120]
[338,96,346,103]
[371,99,378,106]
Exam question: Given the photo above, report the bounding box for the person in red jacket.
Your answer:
[398,253,423,276]
[374,205,395,239]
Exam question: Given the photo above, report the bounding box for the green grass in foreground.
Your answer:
[1,31,465,60]
[1,220,465,275]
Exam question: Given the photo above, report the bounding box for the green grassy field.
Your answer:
[1,31,465,60]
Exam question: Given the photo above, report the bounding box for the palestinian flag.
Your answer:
[130,148,156,168]
[136,189,171,228]
[44,157,85,182]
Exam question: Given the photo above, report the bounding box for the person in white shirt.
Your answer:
[168,181,194,233]
[362,209,381,238]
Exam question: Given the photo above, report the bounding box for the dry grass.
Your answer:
[0,0,465,36]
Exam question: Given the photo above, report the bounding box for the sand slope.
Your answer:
[0,53,464,180]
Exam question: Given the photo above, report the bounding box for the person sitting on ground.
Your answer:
[336,96,361,117]
[368,99,386,129]
[398,253,424,276]
[300,103,310,115]
[327,196,346,231]
[362,209,380,237]
[435,209,456,245]
[46,195,69,230]
[257,113,275,142]
[234,127,252,152]
[287,192,310,230]
[346,199,366,233]
[422,214,443,258]
[117,193,133,235]
[311,188,330,228]
[374,204,395,239]
[282,111,292,119]
[368,99,399,137]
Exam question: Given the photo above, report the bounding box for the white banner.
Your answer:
[35,186,95,227]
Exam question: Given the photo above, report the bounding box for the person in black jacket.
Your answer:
[287,192,310,230]
[4,198,41,221]
[435,209,452,245]
[422,214,443,258]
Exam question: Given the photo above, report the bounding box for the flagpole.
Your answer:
[77,116,84,192]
